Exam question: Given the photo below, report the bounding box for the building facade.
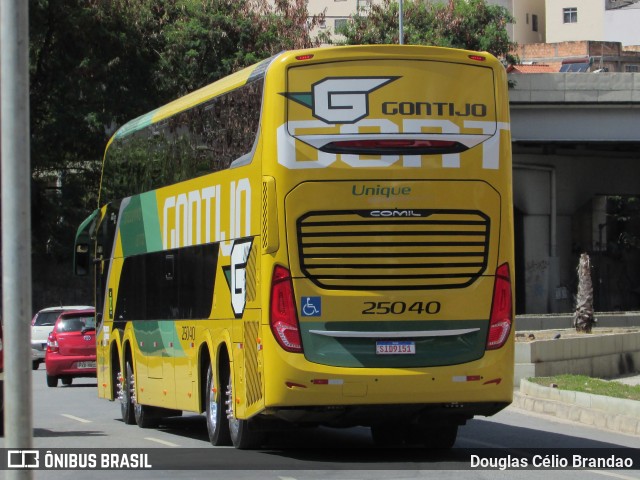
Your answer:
[306,0,640,47]
[306,0,547,44]
[545,0,640,46]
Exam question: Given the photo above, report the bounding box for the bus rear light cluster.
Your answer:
[270,265,303,353]
[486,263,512,350]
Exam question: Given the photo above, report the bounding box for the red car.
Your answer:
[45,309,96,387]
[0,321,4,434]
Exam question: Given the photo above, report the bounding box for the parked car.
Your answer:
[45,309,96,387]
[0,320,4,435]
[31,305,92,370]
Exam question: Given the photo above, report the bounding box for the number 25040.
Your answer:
[362,301,441,315]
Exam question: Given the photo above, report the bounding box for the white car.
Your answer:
[31,306,92,370]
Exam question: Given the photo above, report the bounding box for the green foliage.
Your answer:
[529,375,640,402]
[27,0,321,306]
[336,0,517,61]
[153,0,323,97]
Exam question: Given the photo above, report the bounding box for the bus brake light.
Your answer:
[320,139,466,156]
[486,263,512,350]
[270,266,303,353]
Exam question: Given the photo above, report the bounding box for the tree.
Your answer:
[151,0,323,97]
[336,0,517,62]
[27,0,322,307]
[574,253,596,333]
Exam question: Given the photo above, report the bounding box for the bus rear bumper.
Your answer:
[260,401,510,428]
[260,349,514,425]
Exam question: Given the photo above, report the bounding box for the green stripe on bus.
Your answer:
[134,320,187,358]
[120,196,147,257]
[114,109,159,140]
[140,191,163,252]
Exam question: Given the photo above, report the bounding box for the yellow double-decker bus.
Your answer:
[75,45,514,449]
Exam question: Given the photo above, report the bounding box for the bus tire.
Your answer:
[120,360,136,425]
[370,423,407,447]
[135,403,159,429]
[419,423,458,449]
[206,363,231,446]
[227,373,265,449]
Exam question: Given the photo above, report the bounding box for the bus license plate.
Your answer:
[77,361,96,369]
[376,341,415,355]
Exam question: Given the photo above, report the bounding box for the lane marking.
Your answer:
[60,414,91,423]
[144,437,180,447]
[590,471,639,480]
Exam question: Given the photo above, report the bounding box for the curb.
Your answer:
[512,379,640,436]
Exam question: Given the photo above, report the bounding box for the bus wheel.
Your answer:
[135,403,159,429]
[226,374,265,449]
[120,360,136,425]
[370,423,407,447]
[418,423,458,449]
[205,364,230,446]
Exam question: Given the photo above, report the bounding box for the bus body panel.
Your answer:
[79,45,514,440]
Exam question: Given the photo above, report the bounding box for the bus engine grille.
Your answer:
[296,209,490,290]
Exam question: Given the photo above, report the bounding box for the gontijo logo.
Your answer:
[284,77,398,124]
[278,74,510,170]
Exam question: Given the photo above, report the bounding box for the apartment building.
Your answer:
[306,0,545,44]
[307,0,377,36]
[545,0,640,46]
[307,0,640,47]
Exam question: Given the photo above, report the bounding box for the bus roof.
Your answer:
[110,45,499,144]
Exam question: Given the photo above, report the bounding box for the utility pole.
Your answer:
[1,2,34,479]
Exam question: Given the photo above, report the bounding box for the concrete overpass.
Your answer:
[508,73,640,314]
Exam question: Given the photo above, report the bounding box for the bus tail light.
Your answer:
[486,263,512,350]
[47,332,59,353]
[270,265,303,353]
[320,139,467,156]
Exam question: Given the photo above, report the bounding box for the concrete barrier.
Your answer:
[514,330,640,386]
[514,379,640,436]
[515,312,640,331]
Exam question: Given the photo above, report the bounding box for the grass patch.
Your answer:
[528,374,640,402]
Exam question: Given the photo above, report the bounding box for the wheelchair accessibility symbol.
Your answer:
[301,297,321,317]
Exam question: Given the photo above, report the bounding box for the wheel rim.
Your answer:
[207,374,218,431]
[121,366,135,408]
[226,379,240,439]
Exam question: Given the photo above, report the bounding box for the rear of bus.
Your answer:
[259,46,514,446]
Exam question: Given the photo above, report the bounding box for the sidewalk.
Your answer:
[615,373,640,387]
[511,374,640,436]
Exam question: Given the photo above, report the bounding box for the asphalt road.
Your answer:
[0,368,638,480]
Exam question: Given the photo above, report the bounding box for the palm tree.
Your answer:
[573,253,596,333]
